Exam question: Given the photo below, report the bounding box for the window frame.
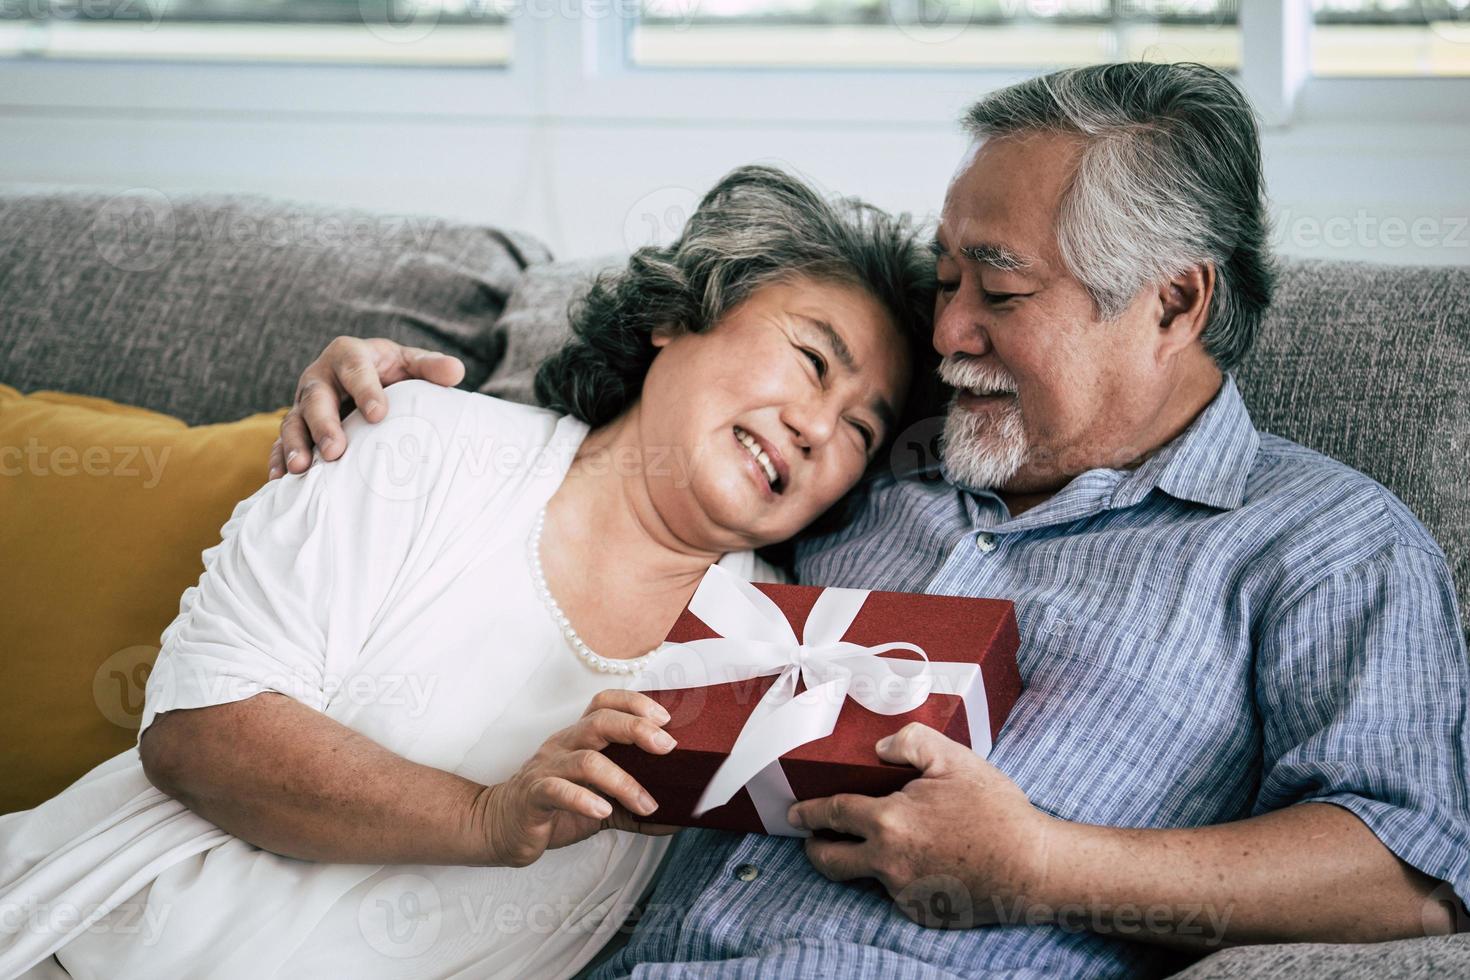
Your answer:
[0,0,1465,127]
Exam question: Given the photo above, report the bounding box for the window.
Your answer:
[1,0,1464,122]
[1313,0,1470,76]
[633,0,1240,70]
[0,0,510,65]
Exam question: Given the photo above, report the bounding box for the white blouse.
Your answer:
[0,381,778,980]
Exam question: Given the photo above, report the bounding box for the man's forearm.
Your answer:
[139,692,495,866]
[1032,802,1455,950]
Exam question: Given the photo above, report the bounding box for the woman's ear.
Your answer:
[651,324,677,349]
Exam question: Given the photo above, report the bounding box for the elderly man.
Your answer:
[270,63,1467,976]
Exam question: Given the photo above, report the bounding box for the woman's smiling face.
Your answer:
[635,274,912,551]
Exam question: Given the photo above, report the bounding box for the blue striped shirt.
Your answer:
[594,375,1469,979]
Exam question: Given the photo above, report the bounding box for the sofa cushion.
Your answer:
[476,256,612,406]
[0,190,550,426]
[0,384,285,814]
[1170,933,1470,979]
[1235,259,1469,639]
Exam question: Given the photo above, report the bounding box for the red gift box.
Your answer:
[604,567,1021,836]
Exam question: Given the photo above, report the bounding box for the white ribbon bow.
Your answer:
[638,565,990,836]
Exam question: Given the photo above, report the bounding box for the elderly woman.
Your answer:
[0,166,934,979]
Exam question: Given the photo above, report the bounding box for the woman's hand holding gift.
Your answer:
[477,690,681,867]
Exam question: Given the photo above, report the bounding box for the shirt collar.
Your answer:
[1108,373,1260,513]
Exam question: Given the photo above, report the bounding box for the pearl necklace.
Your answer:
[527,507,661,676]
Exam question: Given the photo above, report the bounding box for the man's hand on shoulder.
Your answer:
[268,336,465,480]
[789,722,1056,929]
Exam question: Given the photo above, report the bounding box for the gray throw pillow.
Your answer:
[476,256,617,407]
[0,189,551,425]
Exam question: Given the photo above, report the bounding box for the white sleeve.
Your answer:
[138,381,475,740]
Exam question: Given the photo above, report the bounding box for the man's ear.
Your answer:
[1155,263,1215,362]
[651,324,677,349]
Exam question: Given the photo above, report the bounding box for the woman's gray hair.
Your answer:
[534,165,937,429]
[963,62,1276,371]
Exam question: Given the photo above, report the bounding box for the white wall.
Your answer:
[2,72,1467,267]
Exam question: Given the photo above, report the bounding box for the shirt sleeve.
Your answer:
[138,380,472,740]
[1253,540,1470,907]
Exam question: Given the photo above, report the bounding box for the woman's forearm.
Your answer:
[139,691,497,866]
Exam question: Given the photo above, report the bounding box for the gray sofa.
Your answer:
[2,190,1466,978]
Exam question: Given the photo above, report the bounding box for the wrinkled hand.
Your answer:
[478,690,680,868]
[267,336,465,480]
[789,722,1056,929]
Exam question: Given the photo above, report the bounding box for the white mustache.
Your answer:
[938,357,1018,397]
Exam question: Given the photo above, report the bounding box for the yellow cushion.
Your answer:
[0,385,287,814]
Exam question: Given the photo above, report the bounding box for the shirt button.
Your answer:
[733,864,760,882]
[976,532,997,553]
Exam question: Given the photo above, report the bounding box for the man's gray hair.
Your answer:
[963,62,1276,371]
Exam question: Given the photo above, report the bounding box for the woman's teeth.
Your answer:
[734,426,780,490]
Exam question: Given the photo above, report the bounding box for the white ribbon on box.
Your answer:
[637,565,991,837]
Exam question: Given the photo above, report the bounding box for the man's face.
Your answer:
[932,132,1178,495]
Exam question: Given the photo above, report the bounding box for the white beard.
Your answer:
[937,357,1028,491]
